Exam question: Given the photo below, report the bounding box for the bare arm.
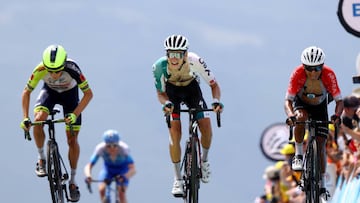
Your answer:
[21,88,32,119]
[284,99,295,117]
[73,88,93,117]
[124,163,136,179]
[210,82,221,101]
[84,163,93,178]
[334,99,344,117]
[341,124,360,141]
[157,90,170,105]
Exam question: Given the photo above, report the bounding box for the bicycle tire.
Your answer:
[304,140,320,203]
[188,136,200,203]
[47,141,65,203]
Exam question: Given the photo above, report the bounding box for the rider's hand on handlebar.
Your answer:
[20,118,31,131]
[65,113,77,124]
[286,116,296,126]
[85,176,92,184]
[212,99,224,113]
[162,101,174,114]
[117,175,127,183]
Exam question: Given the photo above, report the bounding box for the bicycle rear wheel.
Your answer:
[305,140,320,203]
[47,141,65,203]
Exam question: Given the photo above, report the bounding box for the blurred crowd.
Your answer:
[255,93,360,203]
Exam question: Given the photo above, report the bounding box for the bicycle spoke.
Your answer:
[47,142,65,203]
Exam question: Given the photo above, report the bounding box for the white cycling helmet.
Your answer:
[301,46,325,66]
[164,35,189,51]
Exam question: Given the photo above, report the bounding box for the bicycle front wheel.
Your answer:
[188,137,200,203]
[47,141,65,203]
[305,140,320,203]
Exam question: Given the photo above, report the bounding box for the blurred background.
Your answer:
[1,1,358,202]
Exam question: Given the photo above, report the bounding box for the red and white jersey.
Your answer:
[285,64,342,105]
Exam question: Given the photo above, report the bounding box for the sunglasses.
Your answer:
[167,52,184,59]
[304,65,323,72]
[48,70,62,74]
[106,143,118,148]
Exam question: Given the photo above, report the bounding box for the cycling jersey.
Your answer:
[152,52,216,92]
[285,65,342,105]
[26,59,90,93]
[89,141,134,175]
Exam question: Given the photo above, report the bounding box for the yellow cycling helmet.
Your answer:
[328,123,335,132]
[42,45,67,71]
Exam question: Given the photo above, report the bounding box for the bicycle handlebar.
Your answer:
[86,176,126,194]
[165,108,221,128]
[288,120,338,141]
[23,118,73,141]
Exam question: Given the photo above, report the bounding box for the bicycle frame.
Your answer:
[166,108,220,203]
[86,176,125,203]
[24,108,72,203]
[289,119,334,203]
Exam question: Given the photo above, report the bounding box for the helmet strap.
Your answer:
[178,60,186,71]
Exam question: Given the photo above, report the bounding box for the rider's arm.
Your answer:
[72,88,93,117]
[284,99,295,117]
[157,90,170,105]
[22,64,46,119]
[22,88,31,119]
[210,82,221,101]
[334,99,344,117]
[84,163,93,178]
[341,124,360,141]
[124,163,136,180]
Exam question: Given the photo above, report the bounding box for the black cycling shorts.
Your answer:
[293,96,328,137]
[166,80,208,119]
[34,84,82,125]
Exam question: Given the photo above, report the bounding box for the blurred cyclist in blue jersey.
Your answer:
[84,129,136,203]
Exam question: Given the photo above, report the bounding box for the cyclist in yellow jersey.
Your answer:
[20,44,93,202]
[152,35,223,197]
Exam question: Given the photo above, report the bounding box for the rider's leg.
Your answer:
[118,186,127,203]
[66,128,80,184]
[98,182,107,202]
[169,119,182,180]
[294,109,308,155]
[317,133,327,188]
[33,110,49,160]
[198,117,212,161]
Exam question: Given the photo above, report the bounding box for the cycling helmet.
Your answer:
[103,129,120,144]
[164,35,189,51]
[301,46,325,66]
[42,45,67,71]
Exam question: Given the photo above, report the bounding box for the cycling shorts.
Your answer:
[34,84,82,126]
[293,96,328,137]
[166,80,209,120]
[99,167,129,187]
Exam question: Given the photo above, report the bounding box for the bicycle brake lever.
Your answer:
[24,131,32,141]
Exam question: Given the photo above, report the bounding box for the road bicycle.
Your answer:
[24,108,74,203]
[166,108,221,203]
[289,118,334,203]
[86,175,126,203]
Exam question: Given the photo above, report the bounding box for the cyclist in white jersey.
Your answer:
[152,34,223,197]
[84,129,136,203]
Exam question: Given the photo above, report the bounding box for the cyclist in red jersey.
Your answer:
[284,46,343,199]
[20,45,93,202]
